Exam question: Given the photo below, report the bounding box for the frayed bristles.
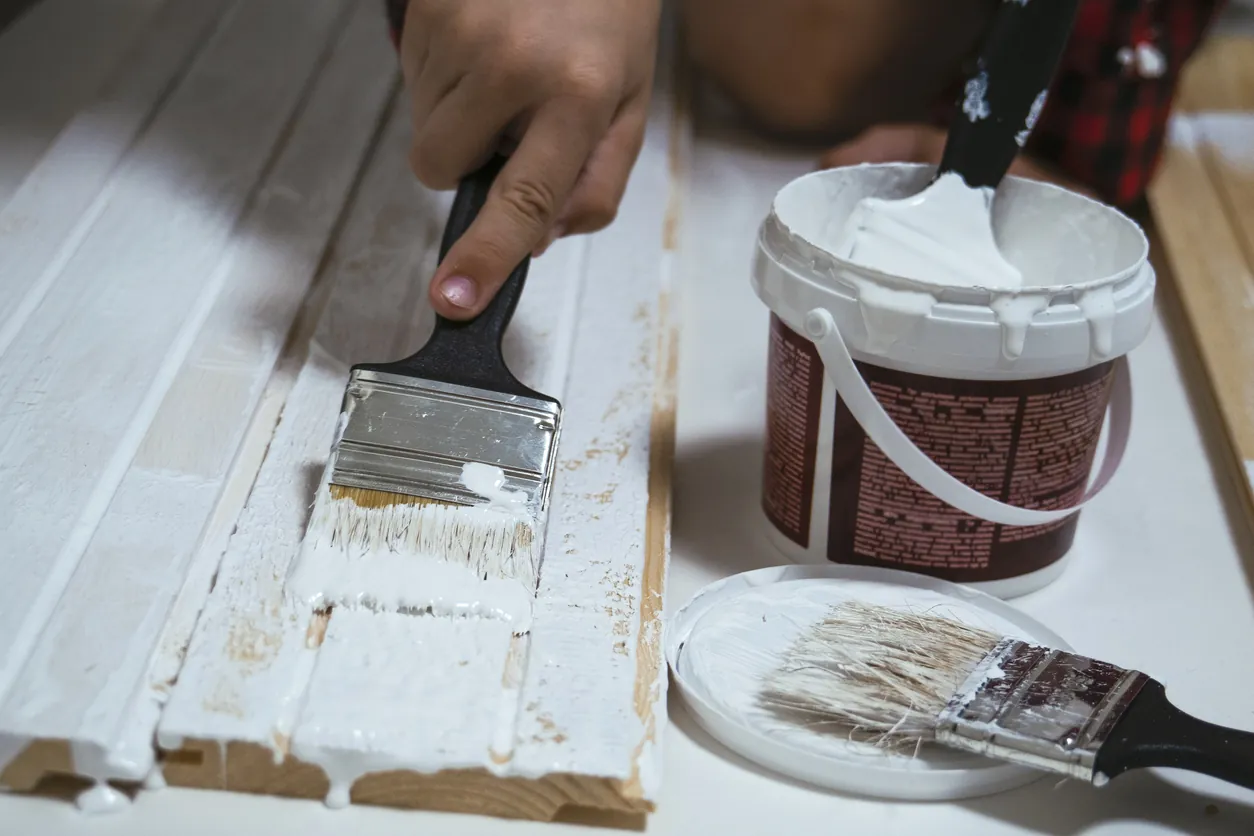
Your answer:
[304,486,540,593]
[760,602,1002,750]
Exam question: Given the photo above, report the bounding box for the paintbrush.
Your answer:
[833,0,1082,290]
[762,601,1254,790]
[288,155,561,629]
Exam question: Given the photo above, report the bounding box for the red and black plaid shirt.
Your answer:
[387,0,1224,209]
[995,0,1223,208]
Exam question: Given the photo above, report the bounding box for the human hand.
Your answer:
[399,0,661,319]
[818,123,1093,198]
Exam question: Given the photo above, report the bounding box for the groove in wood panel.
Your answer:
[0,0,354,778]
[0,0,167,204]
[0,0,230,360]
[156,31,681,823]
[0,3,398,789]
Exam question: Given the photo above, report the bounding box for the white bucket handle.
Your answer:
[804,308,1130,527]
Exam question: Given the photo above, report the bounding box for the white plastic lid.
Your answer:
[752,164,1155,380]
[666,564,1072,801]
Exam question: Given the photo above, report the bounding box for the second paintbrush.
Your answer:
[287,155,562,632]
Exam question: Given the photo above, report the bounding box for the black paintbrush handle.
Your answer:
[1094,680,1254,790]
[937,0,1083,189]
[354,154,541,400]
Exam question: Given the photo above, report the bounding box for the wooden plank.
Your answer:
[0,0,231,365]
[0,0,395,790]
[157,98,456,751]
[0,0,167,205]
[1148,36,1254,527]
[0,0,350,776]
[157,29,687,820]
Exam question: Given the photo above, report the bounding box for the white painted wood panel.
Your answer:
[0,0,231,359]
[157,98,454,748]
[0,0,351,767]
[0,0,681,815]
[0,0,395,785]
[158,35,681,816]
[0,0,168,205]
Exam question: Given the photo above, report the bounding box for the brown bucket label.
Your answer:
[763,314,1115,583]
[762,314,824,547]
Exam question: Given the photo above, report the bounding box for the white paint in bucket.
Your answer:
[752,164,1154,598]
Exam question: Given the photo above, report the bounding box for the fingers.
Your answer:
[818,124,946,169]
[533,93,648,256]
[409,72,518,191]
[430,99,609,319]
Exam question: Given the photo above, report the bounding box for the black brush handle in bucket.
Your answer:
[355,155,544,401]
[937,0,1083,189]
[1095,680,1254,790]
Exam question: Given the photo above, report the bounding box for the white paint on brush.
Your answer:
[289,460,540,628]
[778,165,1147,362]
[461,462,530,512]
[834,171,1024,291]
[288,480,538,630]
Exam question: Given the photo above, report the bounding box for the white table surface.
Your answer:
[6,5,1254,836]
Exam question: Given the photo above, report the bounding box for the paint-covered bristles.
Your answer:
[304,483,539,593]
[760,602,1002,749]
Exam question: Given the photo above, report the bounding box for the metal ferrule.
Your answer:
[936,639,1149,782]
[328,369,561,513]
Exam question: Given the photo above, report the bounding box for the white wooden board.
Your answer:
[0,0,684,820]
[0,0,377,788]
[0,0,169,206]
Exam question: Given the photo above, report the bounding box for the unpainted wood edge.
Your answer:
[157,739,651,821]
[620,37,690,802]
[0,737,142,803]
[0,738,73,792]
[1148,142,1254,536]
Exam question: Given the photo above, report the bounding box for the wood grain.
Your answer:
[1148,35,1254,531]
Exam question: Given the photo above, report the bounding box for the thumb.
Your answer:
[430,103,599,319]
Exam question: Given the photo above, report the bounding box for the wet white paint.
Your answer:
[770,164,1151,364]
[833,171,1024,292]
[74,783,129,815]
[287,460,540,630]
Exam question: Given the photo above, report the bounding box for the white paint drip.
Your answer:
[288,611,520,810]
[287,460,540,630]
[142,764,167,790]
[74,782,129,814]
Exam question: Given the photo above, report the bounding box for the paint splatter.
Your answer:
[1016,90,1048,146]
[1117,35,1167,79]
[963,71,991,122]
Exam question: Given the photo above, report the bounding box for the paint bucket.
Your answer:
[751,164,1153,598]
